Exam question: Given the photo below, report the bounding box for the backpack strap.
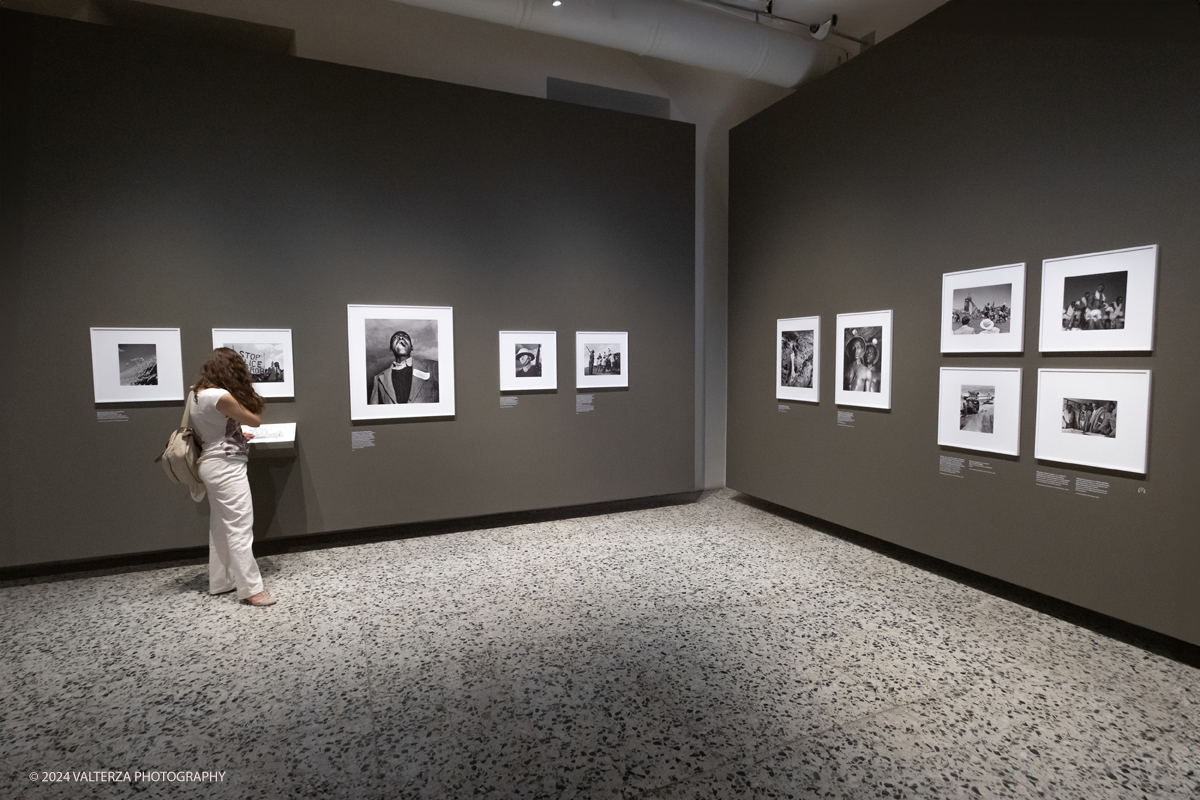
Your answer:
[181,387,194,428]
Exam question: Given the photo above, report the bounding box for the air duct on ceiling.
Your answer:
[386,0,839,87]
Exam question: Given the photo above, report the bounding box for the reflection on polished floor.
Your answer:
[1,489,1196,798]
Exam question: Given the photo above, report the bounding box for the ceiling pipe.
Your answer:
[385,0,840,87]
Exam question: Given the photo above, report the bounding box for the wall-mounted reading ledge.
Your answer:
[242,423,297,456]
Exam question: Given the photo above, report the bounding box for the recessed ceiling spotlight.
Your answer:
[552,1,562,6]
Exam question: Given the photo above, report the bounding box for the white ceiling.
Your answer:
[377,0,953,87]
[5,0,952,90]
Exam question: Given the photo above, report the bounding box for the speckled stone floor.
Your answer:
[1,489,1196,799]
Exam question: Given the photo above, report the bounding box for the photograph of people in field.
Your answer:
[951,283,1011,336]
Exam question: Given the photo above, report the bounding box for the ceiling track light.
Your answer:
[809,15,835,40]
[687,1,874,53]
[809,15,875,50]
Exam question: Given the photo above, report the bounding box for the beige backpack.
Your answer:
[155,392,206,501]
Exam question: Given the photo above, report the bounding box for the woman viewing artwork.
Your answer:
[190,348,276,607]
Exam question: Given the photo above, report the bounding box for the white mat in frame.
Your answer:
[776,316,820,403]
[347,304,455,421]
[1039,244,1157,352]
[212,328,295,399]
[1034,368,1151,474]
[937,367,1022,456]
[499,331,557,392]
[90,327,184,404]
[835,310,892,409]
[576,331,628,389]
[941,262,1026,353]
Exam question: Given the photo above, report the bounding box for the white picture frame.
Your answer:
[940,262,1026,353]
[1034,368,1151,474]
[576,331,628,389]
[776,316,820,403]
[211,328,295,399]
[937,367,1022,456]
[90,327,184,404]
[499,331,557,392]
[835,310,892,409]
[1039,244,1157,352]
[347,305,455,421]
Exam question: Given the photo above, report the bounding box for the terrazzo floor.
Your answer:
[1,489,1196,799]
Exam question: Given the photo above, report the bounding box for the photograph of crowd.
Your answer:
[583,343,621,376]
[225,342,286,383]
[951,283,1012,336]
[1061,270,1127,331]
[780,330,814,389]
[118,343,158,386]
[514,344,542,378]
[1062,398,1117,438]
[843,327,882,393]
[959,384,995,433]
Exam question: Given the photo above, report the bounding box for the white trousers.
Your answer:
[199,457,264,600]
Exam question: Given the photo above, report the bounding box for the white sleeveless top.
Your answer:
[189,388,250,463]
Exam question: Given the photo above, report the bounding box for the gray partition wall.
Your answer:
[727,1,1200,646]
[0,10,696,568]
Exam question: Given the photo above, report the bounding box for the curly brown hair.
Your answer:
[194,348,265,415]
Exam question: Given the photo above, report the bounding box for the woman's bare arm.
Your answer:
[216,392,262,428]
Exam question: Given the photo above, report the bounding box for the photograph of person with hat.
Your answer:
[514,344,542,378]
[499,330,558,392]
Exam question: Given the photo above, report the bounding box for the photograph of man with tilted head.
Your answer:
[348,306,455,421]
[367,324,440,405]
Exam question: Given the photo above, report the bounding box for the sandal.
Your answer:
[242,591,277,607]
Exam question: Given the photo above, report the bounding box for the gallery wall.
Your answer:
[7,0,800,493]
[726,0,1200,646]
[0,9,696,568]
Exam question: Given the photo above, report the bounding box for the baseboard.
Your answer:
[0,490,704,586]
[732,492,1200,669]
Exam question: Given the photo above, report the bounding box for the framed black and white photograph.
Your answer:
[1039,244,1157,352]
[941,263,1025,353]
[211,328,295,399]
[1034,369,1151,474]
[834,310,892,409]
[776,316,820,403]
[499,331,557,392]
[90,327,184,403]
[347,305,455,421]
[937,367,1022,456]
[576,331,628,389]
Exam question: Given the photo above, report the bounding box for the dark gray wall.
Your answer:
[727,1,1200,646]
[0,10,696,568]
